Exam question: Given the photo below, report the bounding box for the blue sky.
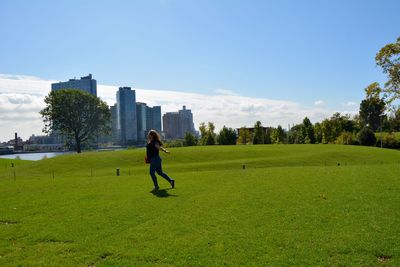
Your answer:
[1,0,399,104]
[0,0,399,140]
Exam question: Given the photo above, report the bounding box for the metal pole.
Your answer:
[380,114,383,148]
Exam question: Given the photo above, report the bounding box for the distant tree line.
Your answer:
[164,101,399,149]
[163,36,400,149]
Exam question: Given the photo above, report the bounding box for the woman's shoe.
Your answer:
[151,186,159,192]
[170,180,175,189]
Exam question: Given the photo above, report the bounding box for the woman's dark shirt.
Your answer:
[146,140,161,160]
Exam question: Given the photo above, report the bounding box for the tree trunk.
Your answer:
[75,133,81,153]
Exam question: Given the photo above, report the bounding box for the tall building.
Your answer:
[136,102,147,141]
[163,106,196,139]
[117,87,137,145]
[163,112,181,139]
[179,105,195,136]
[137,103,162,141]
[51,74,97,96]
[146,105,161,132]
[110,104,120,144]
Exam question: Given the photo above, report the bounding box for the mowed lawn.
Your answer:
[0,145,399,266]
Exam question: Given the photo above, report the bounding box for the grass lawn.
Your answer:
[0,145,399,266]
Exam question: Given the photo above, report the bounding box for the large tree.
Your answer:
[271,125,285,144]
[40,89,111,153]
[301,117,315,144]
[217,126,237,145]
[376,37,400,104]
[237,127,252,145]
[199,122,216,145]
[252,121,264,144]
[183,132,197,146]
[359,83,386,131]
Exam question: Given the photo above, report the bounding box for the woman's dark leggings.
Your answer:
[149,156,172,187]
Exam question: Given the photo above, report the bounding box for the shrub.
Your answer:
[335,131,356,145]
[357,127,376,146]
[164,140,184,148]
[184,132,198,146]
[380,132,400,148]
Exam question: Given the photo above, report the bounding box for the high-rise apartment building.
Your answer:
[136,103,148,141]
[146,105,161,133]
[163,112,181,139]
[136,103,162,141]
[117,87,137,145]
[163,106,196,139]
[110,104,120,144]
[179,105,195,136]
[51,74,97,96]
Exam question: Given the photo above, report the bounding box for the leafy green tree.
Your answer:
[237,127,252,145]
[40,89,111,153]
[205,122,216,145]
[388,106,400,131]
[217,126,237,145]
[184,132,197,146]
[359,83,386,131]
[321,113,357,143]
[199,122,216,145]
[252,121,264,144]
[271,125,285,144]
[264,127,272,144]
[375,37,400,104]
[301,117,315,144]
[288,124,304,144]
[314,122,323,144]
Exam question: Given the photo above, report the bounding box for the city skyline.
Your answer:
[0,73,358,142]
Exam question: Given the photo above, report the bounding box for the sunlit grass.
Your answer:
[0,145,399,266]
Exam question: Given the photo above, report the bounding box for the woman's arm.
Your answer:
[155,143,170,154]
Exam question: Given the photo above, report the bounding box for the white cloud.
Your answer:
[314,100,325,106]
[344,101,358,107]
[214,89,236,95]
[0,73,356,142]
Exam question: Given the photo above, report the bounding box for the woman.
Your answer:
[146,129,175,192]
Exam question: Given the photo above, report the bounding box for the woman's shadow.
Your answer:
[150,188,177,198]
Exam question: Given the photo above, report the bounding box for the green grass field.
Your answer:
[1,145,399,266]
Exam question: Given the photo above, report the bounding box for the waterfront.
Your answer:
[0,152,71,161]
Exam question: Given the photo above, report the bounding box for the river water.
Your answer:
[0,152,72,161]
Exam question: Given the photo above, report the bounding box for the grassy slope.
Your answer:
[0,145,399,266]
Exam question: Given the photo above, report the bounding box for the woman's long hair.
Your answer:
[148,129,163,145]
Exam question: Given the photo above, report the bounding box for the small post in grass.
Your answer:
[116,168,120,176]
[11,163,14,168]
[242,164,246,170]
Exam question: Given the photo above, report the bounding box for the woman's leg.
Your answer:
[155,158,173,183]
[149,161,159,188]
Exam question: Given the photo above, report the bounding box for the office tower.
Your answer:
[146,105,161,133]
[110,104,120,144]
[163,106,196,139]
[117,87,137,145]
[136,102,147,141]
[136,103,162,141]
[51,74,97,96]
